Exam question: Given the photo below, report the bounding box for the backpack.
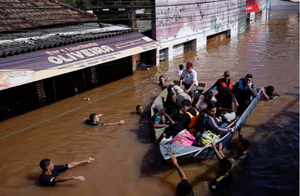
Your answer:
[202,130,218,145]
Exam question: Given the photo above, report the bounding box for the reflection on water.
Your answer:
[0,10,298,196]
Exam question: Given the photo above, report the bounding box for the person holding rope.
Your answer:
[171,155,194,196]
[85,113,125,126]
[39,157,95,186]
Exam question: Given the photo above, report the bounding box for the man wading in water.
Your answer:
[39,157,95,186]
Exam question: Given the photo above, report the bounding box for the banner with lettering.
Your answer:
[0,33,160,91]
[246,0,266,13]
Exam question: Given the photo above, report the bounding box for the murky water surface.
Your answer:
[0,10,298,196]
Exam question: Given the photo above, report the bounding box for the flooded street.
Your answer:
[0,10,298,196]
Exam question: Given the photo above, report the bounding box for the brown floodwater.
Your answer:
[0,10,298,196]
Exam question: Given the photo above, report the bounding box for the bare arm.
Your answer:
[164,112,175,124]
[153,121,169,128]
[103,120,125,126]
[186,80,196,93]
[68,157,95,169]
[171,155,187,180]
[261,88,269,100]
[211,143,223,160]
[179,76,184,88]
[54,176,85,182]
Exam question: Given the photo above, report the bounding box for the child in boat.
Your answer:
[178,64,184,80]
[85,113,125,126]
[152,104,169,128]
[209,142,233,193]
[197,91,217,113]
[163,91,181,122]
[261,85,280,101]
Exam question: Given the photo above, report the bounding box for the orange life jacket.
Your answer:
[186,109,199,133]
[218,79,233,92]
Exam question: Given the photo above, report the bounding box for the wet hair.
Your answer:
[222,87,235,101]
[177,180,193,196]
[159,76,164,81]
[136,105,142,114]
[245,74,253,79]
[241,139,250,150]
[179,64,184,70]
[89,113,97,122]
[166,91,175,102]
[203,91,213,100]
[207,102,216,110]
[40,159,51,171]
[266,85,274,96]
[181,99,191,107]
[219,158,232,174]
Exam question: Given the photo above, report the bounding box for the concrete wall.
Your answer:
[270,0,299,10]
[154,0,246,64]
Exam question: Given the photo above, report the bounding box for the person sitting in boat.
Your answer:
[152,104,170,128]
[178,64,184,80]
[205,71,233,99]
[232,74,257,114]
[261,85,280,101]
[158,76,169,89]
[216,87,237,123]
[204,103,234,135]
[197,91,217,113]
[209,142,233,193]
[39,157,95,186]
[162,99,199,139]
[171,155,195,196]
[85,113,125,126]
[163,91,181,122]
[179,62,198,104]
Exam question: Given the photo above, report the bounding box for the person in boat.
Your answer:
[162,99,199,139]
[163,91,181,122]
[171,155,195,196]
[205,71,233,99]
[152,104,170,128]
[197,91,217,113]
[39,157,95,186]
[158,76,169,88]
[209,142,233,193]
[136,105,143,114]
[216,87,237,123]
[178,64,184,80]
[261,85,280,101]
[232,74,257,114]
[204,103,234,135]
[85,113,125,126]
[179,62,198,104]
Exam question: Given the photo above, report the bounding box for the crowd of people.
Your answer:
[146,62,279,195]
[38,61,279,195]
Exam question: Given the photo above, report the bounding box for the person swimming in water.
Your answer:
[85,113,125,126]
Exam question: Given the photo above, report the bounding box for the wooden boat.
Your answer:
[159,89,262,162]
[151,81,206,140]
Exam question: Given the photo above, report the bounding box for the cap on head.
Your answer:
[186,62,193,69]
[223,71,230,76]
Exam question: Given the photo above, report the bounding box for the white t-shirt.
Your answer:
[178,70,183,76]
[181,69,198,86]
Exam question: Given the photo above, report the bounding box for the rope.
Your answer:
[0,77,156,140]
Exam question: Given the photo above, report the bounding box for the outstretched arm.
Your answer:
[171,155,187,180]
[103,120,125,126]
[54,176,85,183]
[68,157,95,169]
[211,142,223,160]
